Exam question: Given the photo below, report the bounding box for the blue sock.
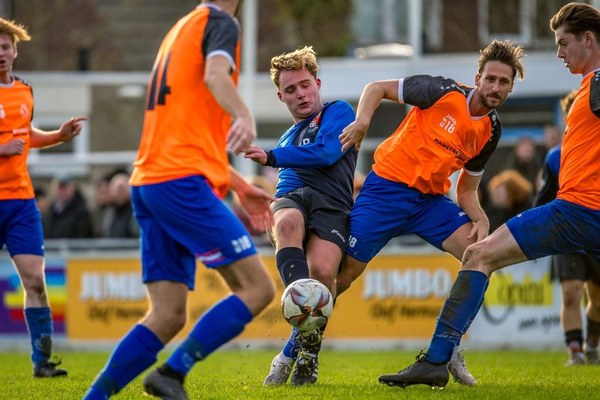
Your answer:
[166,295,253,375]
[426,270,488,364]
[24,307,53,367]
[83,324,163,399]
[282,328,300,359]
[276,247,309,286]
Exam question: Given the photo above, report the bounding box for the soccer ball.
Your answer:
[281,278,333,332]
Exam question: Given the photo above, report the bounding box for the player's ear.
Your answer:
[474,73,481,87]
[277,90,284,102]
[316,78,321,89]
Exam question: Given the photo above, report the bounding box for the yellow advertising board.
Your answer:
[66,253,460,341]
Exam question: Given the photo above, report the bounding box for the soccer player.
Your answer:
[83,1,275,399]
[0,18,85,377]
[337,39,526,386]
[377,2,600,388]
[244,46,358,385]
[535,89,600,366]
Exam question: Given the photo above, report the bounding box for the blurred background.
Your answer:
[0,0,593,349]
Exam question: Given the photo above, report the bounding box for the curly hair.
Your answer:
[477,39,525,82]
[0,18,31,45]
[270,46,319,88]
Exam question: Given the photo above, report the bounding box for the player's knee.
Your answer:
[155,304,187,332]
[274,212,303,238]
[21,272,47,300]
[462,242,488,270]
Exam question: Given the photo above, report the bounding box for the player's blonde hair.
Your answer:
[0,18,31,46]
[477,39,525,82]
[270,46,319,88]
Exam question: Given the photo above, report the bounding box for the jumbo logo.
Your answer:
[362,268,453,300]
[79,272,146,301]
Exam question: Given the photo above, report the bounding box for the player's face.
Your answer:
[0,33,16,82]
[475,60,514,111]
[277,68,322,123]
[555,27,592,75]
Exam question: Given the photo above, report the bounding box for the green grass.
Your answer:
[1,349,596,399]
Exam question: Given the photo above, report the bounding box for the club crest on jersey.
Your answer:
[309,110,323,128]
[0,105,5,119]
[439,113,456,133]
[20,103,29,118]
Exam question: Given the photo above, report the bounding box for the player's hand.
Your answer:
[228,114,257,155]
[236,184,275,233]
[243,145,268,165]
[467,218,490,242]
[1,138,26,156]
[339,119,369,152]
[59,117,87,142]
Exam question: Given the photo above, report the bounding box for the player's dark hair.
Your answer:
[478,40,525,82]
[550,2,600,41]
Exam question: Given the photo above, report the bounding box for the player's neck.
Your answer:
[0,72,13,85]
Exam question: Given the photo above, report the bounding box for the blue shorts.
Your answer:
[0,199,44,257]
[506,199,600,264]
[347,171,471,263]
[131,176,257,290]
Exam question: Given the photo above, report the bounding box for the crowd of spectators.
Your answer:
[35,168,139,240]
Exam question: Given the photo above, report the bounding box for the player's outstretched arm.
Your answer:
[30,116,86,149]
[339,80,399,151]
[243,145,268,165]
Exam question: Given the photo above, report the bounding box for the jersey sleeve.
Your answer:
[402,75,466,109]
[271,100,356,168]
[202,10,240,70]
[463,111,502,174]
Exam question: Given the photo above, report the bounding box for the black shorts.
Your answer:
[271,186,350,252]
[552,252,600,284]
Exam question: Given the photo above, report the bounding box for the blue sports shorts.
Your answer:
[130,176,257,290]
[346,171,471,263]
[506,199,600,264]
[0,199,44,257]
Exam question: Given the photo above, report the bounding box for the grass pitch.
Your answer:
[1,349,596,399]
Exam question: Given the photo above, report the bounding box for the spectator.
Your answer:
[486,169,533,232]
[44,174,93,238]
[542,124,562,156]
[99,172,139,238]
[34,187,50,218]
[504,136,543,187]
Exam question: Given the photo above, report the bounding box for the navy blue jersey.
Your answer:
[271,100,357,208]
